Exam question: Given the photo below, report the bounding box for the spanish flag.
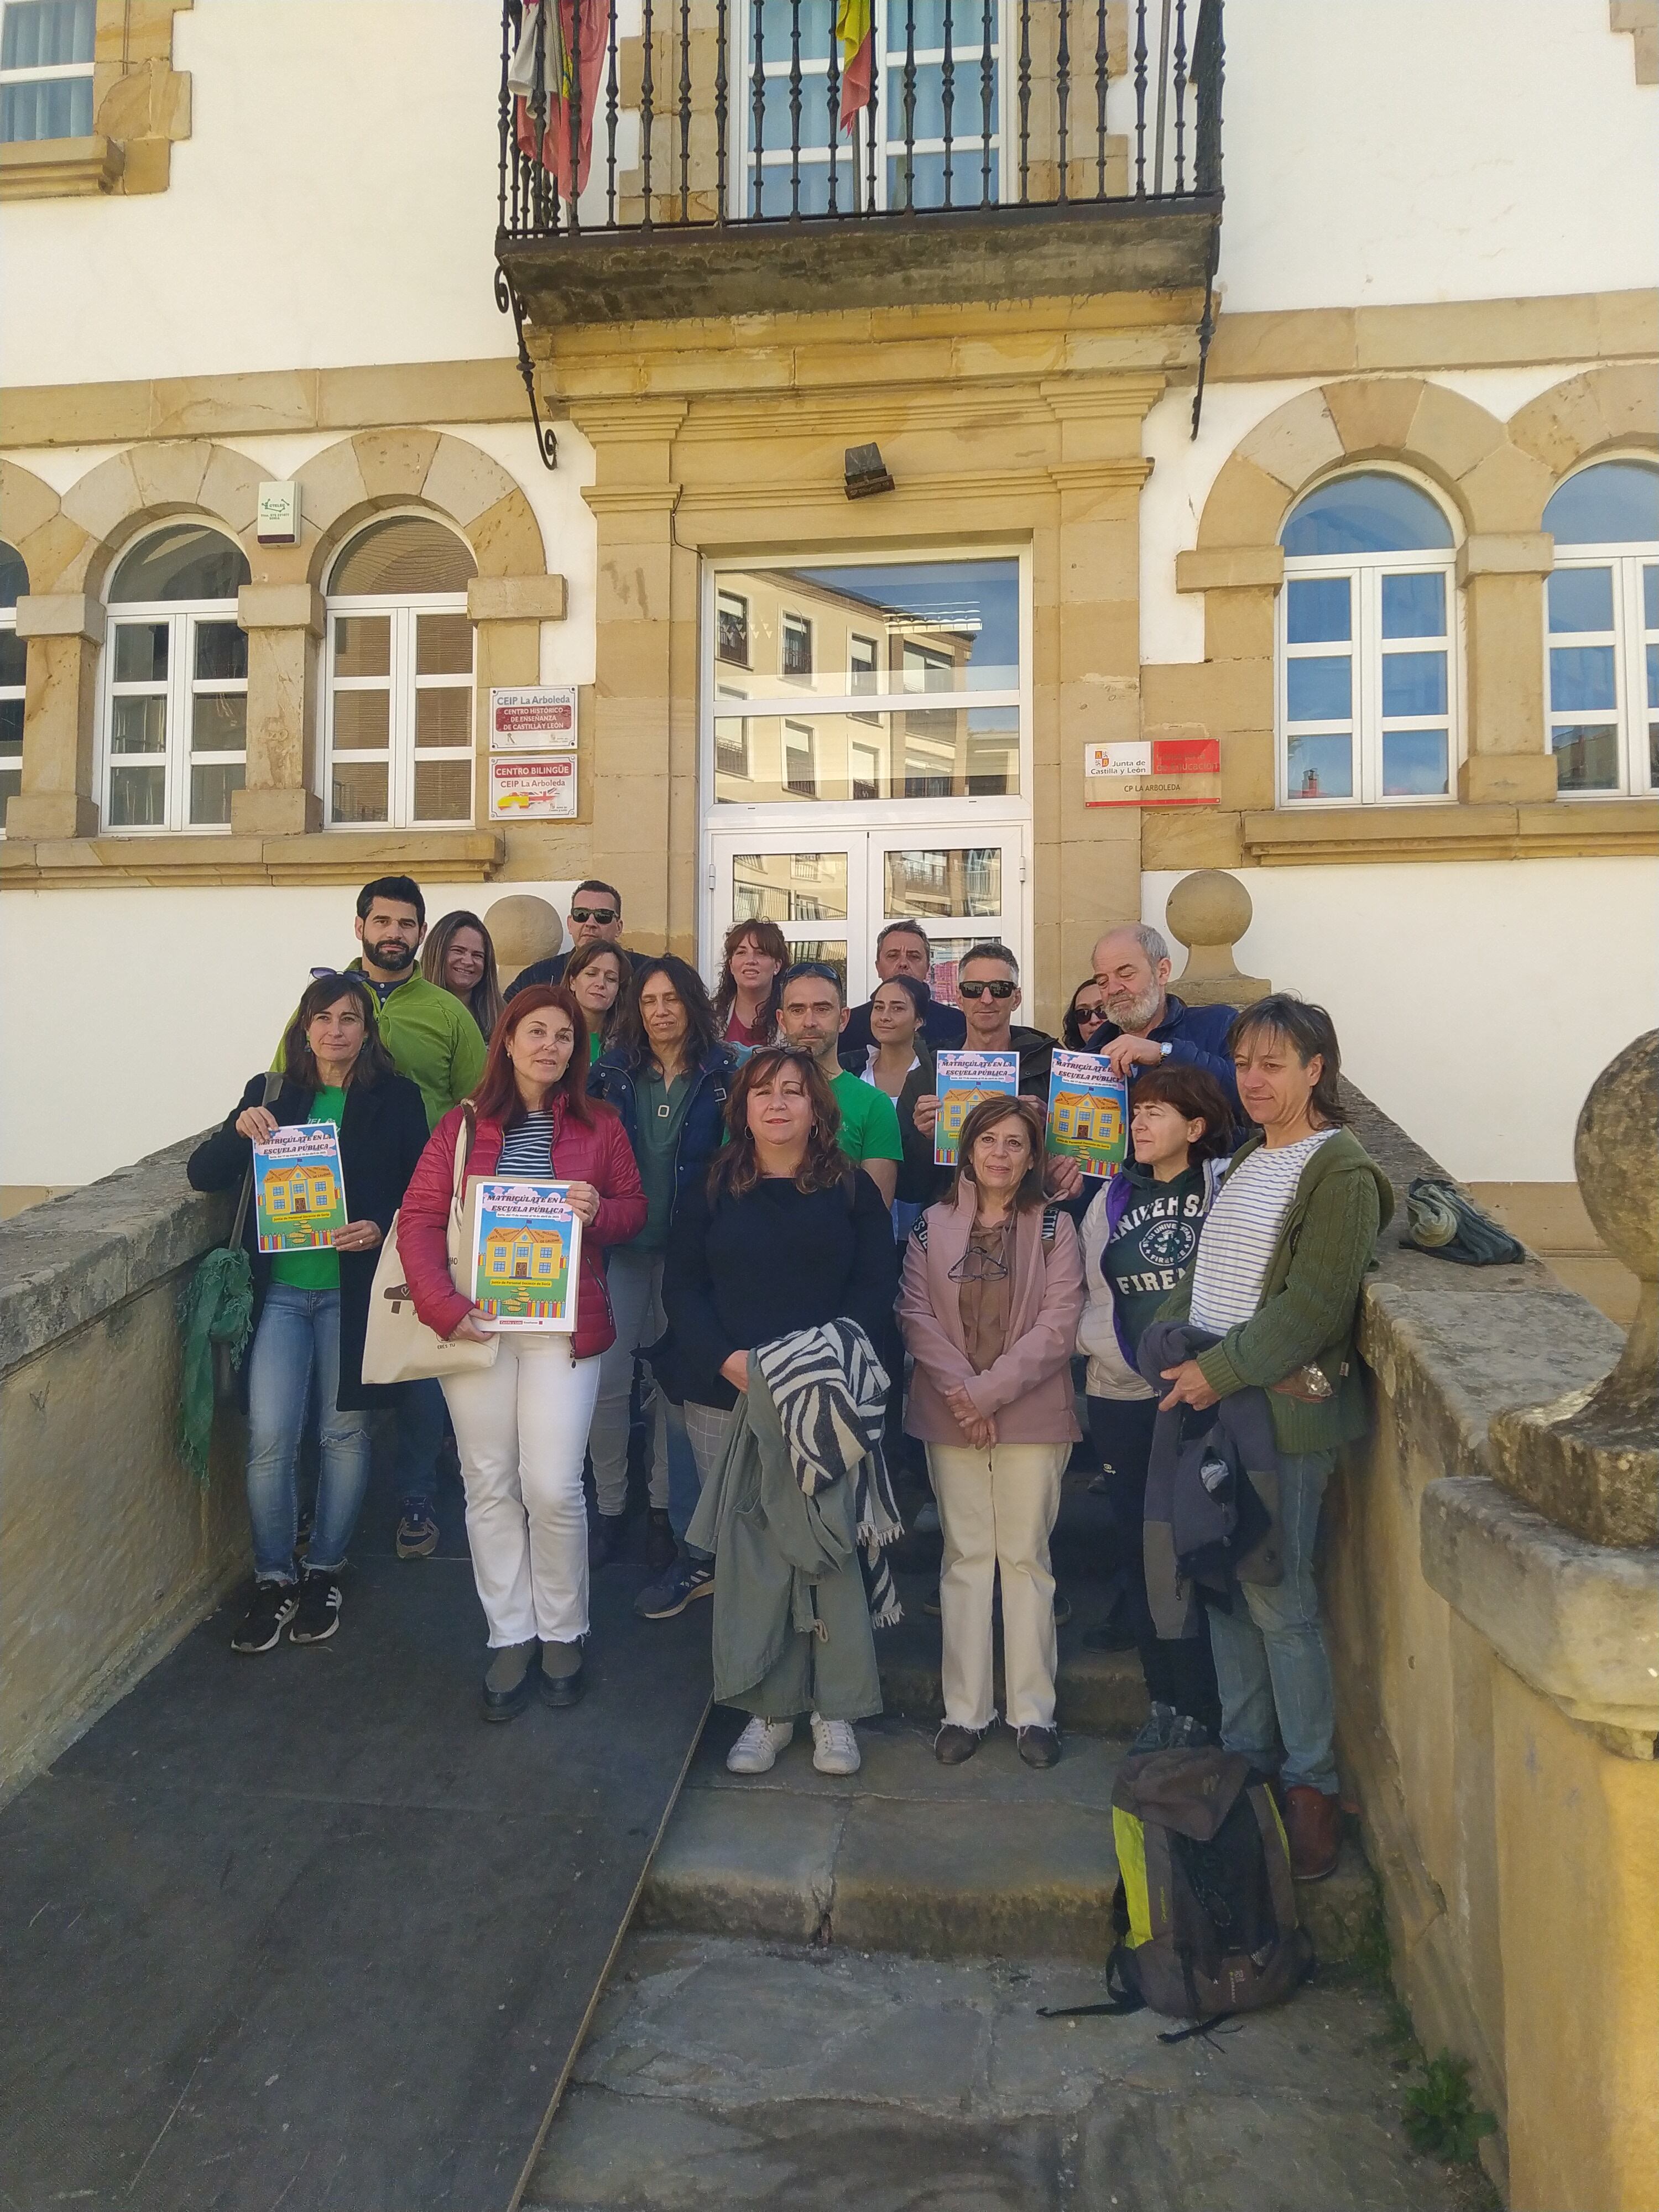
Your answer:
[837,0,873,133]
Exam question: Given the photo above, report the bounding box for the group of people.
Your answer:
[189,871,1391,1882]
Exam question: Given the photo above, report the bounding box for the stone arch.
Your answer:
[43,441,265,596]
[0,459,84,598]
[1507,364,1659,486]
[291,431,547,591]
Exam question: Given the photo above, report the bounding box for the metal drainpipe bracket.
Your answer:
[494,262,559,472]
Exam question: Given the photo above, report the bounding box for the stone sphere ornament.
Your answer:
[1162,869,1270,1008]
[485,893,562,985]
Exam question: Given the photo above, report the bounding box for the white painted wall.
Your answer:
[1142,858,1659,1184]
[0,880,582,1188]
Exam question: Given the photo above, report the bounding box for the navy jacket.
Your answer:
[839,987,966,1063]
[1093,993,1240,1111]
[588,1039,739,1222]
[506,943,659,999]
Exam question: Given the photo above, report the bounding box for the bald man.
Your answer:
[1087,924,1239,1108]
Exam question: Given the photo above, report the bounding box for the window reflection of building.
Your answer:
[717,588,750,668]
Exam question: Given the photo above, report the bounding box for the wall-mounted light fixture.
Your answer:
[844,443,895,499]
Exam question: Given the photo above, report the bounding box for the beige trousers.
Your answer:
[927,1440,1072,1731]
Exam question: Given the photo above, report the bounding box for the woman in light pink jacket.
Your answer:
[898,1096,1086,1771]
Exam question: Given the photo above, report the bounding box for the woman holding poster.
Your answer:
[187,973,429,1656]
[398,987,645,1721]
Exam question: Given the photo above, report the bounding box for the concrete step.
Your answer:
[641,1710,1376,1973]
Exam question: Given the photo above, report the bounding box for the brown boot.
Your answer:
[1284,1785,1342,1881]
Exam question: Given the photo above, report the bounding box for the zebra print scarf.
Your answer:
[753,1319,905,1629]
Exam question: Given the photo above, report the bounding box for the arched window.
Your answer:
[1277,471,1458,807]
[103,523,251,831]
[0,540,26,826]
[324,516,477,828]
[1542,458,1659,797]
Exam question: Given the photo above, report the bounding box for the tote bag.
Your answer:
[361,1106,499,1385]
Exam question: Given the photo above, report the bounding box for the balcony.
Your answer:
[493,0,1224,331]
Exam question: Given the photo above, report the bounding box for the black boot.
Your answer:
[588,1510,628,1569]
[645,1508,677,1575]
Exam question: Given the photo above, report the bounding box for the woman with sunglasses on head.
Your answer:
[899,1095,1085,1771]
[421,909,504,1040]
[1062,978,1112,1055]
[711,916,788,1049]
[564,939,632,1067]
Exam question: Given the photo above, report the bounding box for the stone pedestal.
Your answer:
[1164,869,1271,1008]
[486,893,562,985]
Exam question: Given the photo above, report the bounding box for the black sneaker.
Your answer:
[645,1508,677,1574]
[397,1499,439,1559]
[588,1511,629,1569]
[231,1580,297,1654]
[290,1571,342,1645]
[634,1558,713,1620]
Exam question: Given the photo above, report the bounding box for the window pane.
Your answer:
[1281,472,1453,556]
[189,762,243,824]
[1285,655,1351,722]
[113,622,168,683]
[194,620,248,681]
[1380,571,1446,639]
[1381,650,1447,718]
[415,612,472,676]
[717,592,750,667]
[0,629,25,686]
[1381,729,1449,798]
[111,696,166,754]
[332,690,390,751]
[107,764,165,826]
[109,525,249,605]
[712,706,1018,803]
[1542,460,1659,547]
[192,691,247,752]
[415,687,470,749]
[331,759,389,823]
[0,764,19,811]
[1547,567,1614,634]
[1552,726,1620,792]
[1645,565,1658,632]
[716,557,1019,693]
[0,541,27,608]
[0,695,22,755]
[333,615,390,678]
[0,74,92,141]
[1549,645,1618,714]
[2,1,95,69]
[329,517,476,595]
[1285,732,1353,801]
[781,617,813,678]
[413,758,472,821]
[884,848,1003,919]
[1285,577,1350,644]
[731,851,849,921]
[1648,642,1658,709]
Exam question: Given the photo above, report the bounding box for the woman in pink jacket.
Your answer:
[400,985,645,1720]
[898,1095,1086,1771]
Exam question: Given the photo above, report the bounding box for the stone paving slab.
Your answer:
[524,1934,1468,2212]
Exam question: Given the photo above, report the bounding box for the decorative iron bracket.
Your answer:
[495,262,559,471]
[1190,221,1219,441]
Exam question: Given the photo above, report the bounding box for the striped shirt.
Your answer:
[495,1110,554,1177]
[1188,1129,1338,1334]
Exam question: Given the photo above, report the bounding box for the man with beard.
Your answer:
[1088,925,1239,1109]
[279,878,486,1560]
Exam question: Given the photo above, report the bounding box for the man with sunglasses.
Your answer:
[910,943,1056,1154]
[506,879,655,996]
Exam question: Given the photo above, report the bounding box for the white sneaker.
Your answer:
[810,1713,862,1775]
[726,1717,795,1774]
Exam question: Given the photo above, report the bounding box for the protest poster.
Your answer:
[468,1180,581,1332]
[1045,1049,1130,1179]
[253,1123,348,1253]
[933,1050,1020,1167]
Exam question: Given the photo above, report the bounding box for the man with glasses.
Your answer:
[774,962,904,1207]
[506,879,654,996]
[1087,924,1239,1107]
[838,920,967,1064]
[909,943,1056,1154]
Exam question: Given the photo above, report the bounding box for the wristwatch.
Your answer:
[1160,1042,1172,1060]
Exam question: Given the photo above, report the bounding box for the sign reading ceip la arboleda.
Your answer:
[1085,737,1220,807]
[489,686,577,750]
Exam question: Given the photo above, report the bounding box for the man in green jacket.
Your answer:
[278,876,486,1562]
[1152,994,1394,1884]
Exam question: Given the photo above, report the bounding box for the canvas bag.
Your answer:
[361,1105,498,1385]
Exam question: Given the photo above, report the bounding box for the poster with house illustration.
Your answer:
[252,1123,348,1253]
[467,1181,581,1332]
[932,1051,1021,1168]
[1045,1050,1129,1180]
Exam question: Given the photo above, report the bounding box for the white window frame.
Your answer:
[1277,487,1462,810]
[0,0,95,143]
[98,549,249,834]
[1545,544,1658,801]
[322,533,474,831]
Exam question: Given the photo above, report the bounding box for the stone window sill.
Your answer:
[1239,797,1659,865]
[0,828,506,890]
[0,136,123,200]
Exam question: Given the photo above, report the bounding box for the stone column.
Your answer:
[467,572,568,834]
[1172,544,1285,813]
[6,594,103,841]
[1457,533,1558,807]
[1164,869,1271,1006]
[231,583,323,838]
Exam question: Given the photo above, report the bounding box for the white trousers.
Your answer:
[588,1243,670,1515]
[443,1336,602,1648]
[927,1441,1072,1731]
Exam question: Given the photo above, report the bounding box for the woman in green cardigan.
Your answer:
[1155,995,1393,1883]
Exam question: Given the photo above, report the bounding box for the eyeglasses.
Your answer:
[570,906,618,925]
[1075,1002,1109,1025]
[948,1243,1009,1282]
[958,978,1016,1000]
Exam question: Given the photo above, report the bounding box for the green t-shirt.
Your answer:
[828,1068,904,1170]
[274,967,484,1131]
[633,1068,694,1251]
[270,1087,346,1291]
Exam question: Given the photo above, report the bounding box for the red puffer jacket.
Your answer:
[400,1097,647,1360]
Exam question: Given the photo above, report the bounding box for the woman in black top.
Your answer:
[649,1048,898,1630]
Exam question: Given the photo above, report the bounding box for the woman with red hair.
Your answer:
[400,985,645,1720]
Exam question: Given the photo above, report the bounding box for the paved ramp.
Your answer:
[0,1479,710,2212]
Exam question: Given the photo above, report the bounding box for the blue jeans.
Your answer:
[245,1286,372,1582]
[396,1375,447,1509]
[1206,1448,1339,1796]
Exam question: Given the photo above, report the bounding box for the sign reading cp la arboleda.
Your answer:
[1084,738,1220,807]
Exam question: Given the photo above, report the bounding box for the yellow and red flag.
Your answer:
[837,0,873,133]
[510,0,612,201]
